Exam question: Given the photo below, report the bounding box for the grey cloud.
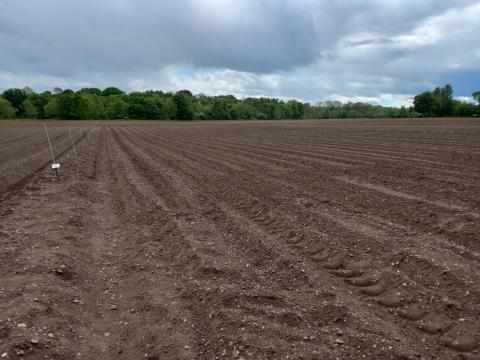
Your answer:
[342,38,394,48]
[0,0,319,75]
[1,0,476,77]
[0,0,479,102]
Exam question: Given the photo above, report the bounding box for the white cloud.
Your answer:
[1,0,479,105]
[455,96,476,103]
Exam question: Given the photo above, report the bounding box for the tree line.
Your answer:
[413,85,479,117]
[0,85,478,120]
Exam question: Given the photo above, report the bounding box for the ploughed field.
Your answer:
[0,119,479,359]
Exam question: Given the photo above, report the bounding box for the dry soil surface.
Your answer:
[0,119,479,360]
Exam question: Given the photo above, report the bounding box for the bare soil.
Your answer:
[0,118,479,359]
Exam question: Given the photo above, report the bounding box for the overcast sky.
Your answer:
[1,0,479,106]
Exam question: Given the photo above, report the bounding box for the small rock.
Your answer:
[0,321,10,337]
[1,353,7,358]
[110,305,118,310]
[17,323,27,328]
[47,333,54,338]
[31,338,39,345]
[335,339,344,345]
[73,299,81,304]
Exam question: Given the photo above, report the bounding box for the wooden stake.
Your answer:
[43,122,56,164]
[68,127,77,157]
[43,123,59,180]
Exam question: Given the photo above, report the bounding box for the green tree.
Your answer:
[102,87,124,96]
[58,93,89,119]
[163,97,177,119]
[209,97,235,120]
[78,88,102,96]
[232,102,258,119]
[173,92,194,120]
[44,98,60,118]
[0,97,16,119]
[286,100,305,119]
[2,88,28,113]
[453,100,477,116]
[473,91,480,105]
[127,92,163,119]
[23,87,34,96]
[434,84,454,116]
[105,95,129,119]
[28,92,52,119]
[398,106,409,118]
[244,97,277,119]
[413,92,440,116]
[21,99,39,118]
[81,93,105,119]
[176,89,193,97]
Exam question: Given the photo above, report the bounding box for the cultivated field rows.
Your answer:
[0,119,479,359]
[0,122,94,198]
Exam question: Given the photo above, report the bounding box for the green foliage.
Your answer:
[127,92,164,119]
[82,93,104,119]
[232,102,259,119]
[173,92,194,120]
[78,88,102,96]
[27,92,52,119]
[244,97,277,119]
[454,101,477,116]
[304,101,410,119]
[209,97,235,120]
[414,84,457,117]
[193,112,208,120]
[58,93,89,120]
[2,88,28,114]
[105,95,129,119]
[2,84,477,120]
[0,97,16,119]
[102,87,124,96]
[435,84,454,116]
[414,92,440,116]
[473,91,480,105]
[163,97,177,119]
[176,89,193,98]
[21,99,38,119]
[44,98,60,119]
[286,100,304,119]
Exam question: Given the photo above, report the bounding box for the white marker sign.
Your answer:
[51,163,61,169]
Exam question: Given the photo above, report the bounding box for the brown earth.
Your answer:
[0,118,479,360]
